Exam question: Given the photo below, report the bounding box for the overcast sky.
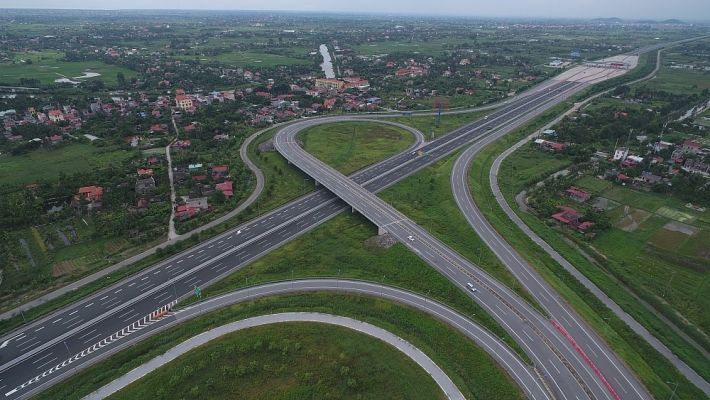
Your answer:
[5,0,710,22]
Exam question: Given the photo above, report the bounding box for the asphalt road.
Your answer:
[0,79,582,400]
[273,82,656,400]
[1,37,704,399]
[483,105,710,395]
[25,280,553,400]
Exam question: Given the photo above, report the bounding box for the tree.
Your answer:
[117,72,126,87]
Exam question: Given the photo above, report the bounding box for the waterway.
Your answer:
[319,44,335,78]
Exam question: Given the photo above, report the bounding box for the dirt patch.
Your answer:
[258,138,304,152]
[364,233,397,250]
[663,221,698,236]
[614,209,651,232]
[52,260,85,277]
[648,228,690,251]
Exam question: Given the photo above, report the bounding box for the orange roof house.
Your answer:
[77,186,103,202]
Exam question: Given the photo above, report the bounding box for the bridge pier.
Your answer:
[378,226,387,235]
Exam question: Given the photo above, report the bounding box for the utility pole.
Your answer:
[663,271,676,298]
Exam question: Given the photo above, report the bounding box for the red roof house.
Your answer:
[566,186,591,203]
[77,186,103,202]
[215,181,233,197]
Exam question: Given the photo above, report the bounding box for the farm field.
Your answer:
[575,180,710,339]
[0,54,136,86]
[207,50,312,67]
[574,175,612,194]
[0,144,137,187]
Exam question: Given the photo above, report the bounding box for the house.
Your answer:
[681,141,702,154]
[48,110,64,122]
[186,197,209,210]
[77,186,103,202]
[188,163,203,171]
[324,98,337,110]
[315,78,344,90]
[138,169,153,176]
[566,186,591,203]
[214,134,229,141]
[147,157,160,165]
[46,134,62,145]
[175,94,193,110]
[135,177,155,195]
[191,175,207,181]
[215,181,233,197]
[613,147,629,160]
[172,140,191,149]
[534,139,565,151]
[212,165,228,178]
[551,206,582,225]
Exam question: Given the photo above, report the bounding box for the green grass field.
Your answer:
[298,121,414,175]
[640,66,710,95]
[0,55,137,86]
[106,322,447,400]
[207,50,312,67]
[0,144,137,187]
[575,175,612,194]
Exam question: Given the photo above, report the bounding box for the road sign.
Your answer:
[194,286,202,298]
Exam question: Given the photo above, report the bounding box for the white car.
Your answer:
[407,235,415,242]
[467,283,478,292]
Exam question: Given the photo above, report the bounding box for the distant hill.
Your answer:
[636,19,684,24]
[591,17,623,23]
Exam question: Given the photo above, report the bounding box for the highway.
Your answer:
[23,280,552,400]
[0,79,586,400]
[0,37,704,399]
[274,83,652,400]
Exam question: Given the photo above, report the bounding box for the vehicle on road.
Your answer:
[467,283,478,292]
[407,235,415,242]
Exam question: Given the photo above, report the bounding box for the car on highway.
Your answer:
[467,283,478,292]
[407,235,415,242]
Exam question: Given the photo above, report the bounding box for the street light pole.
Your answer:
[337,269,341,292]
[476,248,482,266]
[380,275,386,296]
[666,381,679,400]
[468,313,475,335]
[425,289,431,306]
[16,300,26,324]
[663,271,676,298]
[603,317,610,336]
[172,279,178,301]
